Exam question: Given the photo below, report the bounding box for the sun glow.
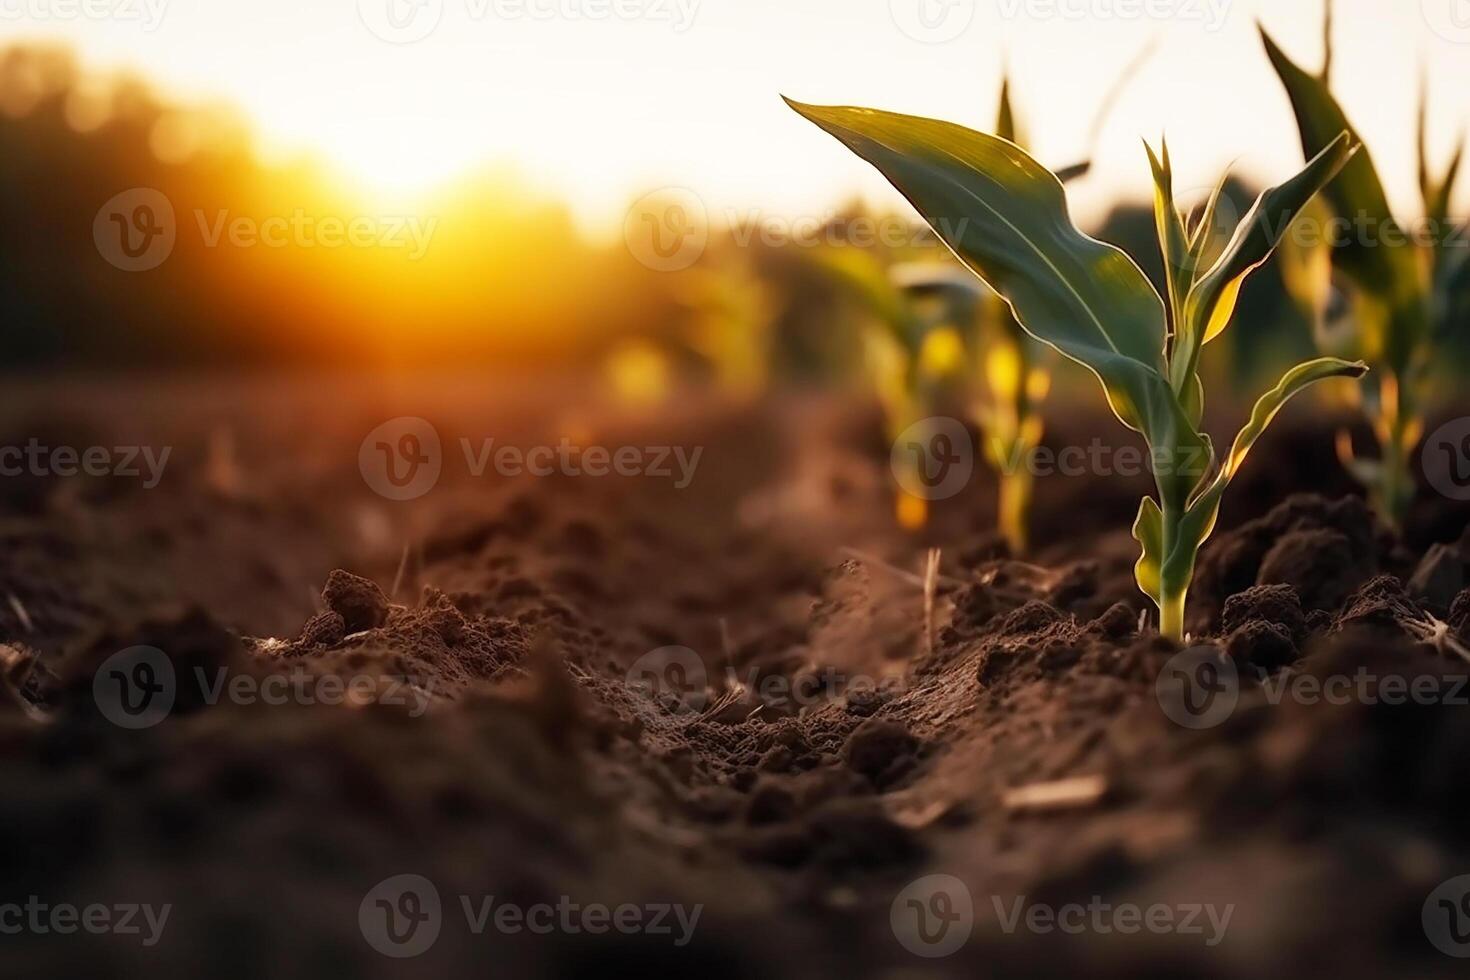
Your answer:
[9,0,1469,224]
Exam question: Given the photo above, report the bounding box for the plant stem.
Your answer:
[998,469,1031,556]
[1158,501,1189,642]
[1159,588,1187,642]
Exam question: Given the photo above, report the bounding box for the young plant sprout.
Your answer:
[1262,8,1461,525]
[787,97,1367,639]
[678,256,776,399]
[814,243,974,531]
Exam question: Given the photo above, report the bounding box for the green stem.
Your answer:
[1158,502,1189,642]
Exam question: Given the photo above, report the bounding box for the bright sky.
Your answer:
[4,0,1468,231]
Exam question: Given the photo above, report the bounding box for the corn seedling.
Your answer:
[678,256,778,399]
[787,98,1366,639]
[1263,7,1462,525]
[814,243,971,531]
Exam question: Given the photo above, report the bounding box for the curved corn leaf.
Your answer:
[1132,496,1163,605]
[1140,356,1367,608]
[1145,138,1190,336]
[1187,169,1231,263]
[1173,132,1356,390]
[1260,26,1428,375]
[1190,357,1368,519]
[785,100,1192,450]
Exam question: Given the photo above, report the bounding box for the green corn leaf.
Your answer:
[785,99,1185,427]
[1190,357,1368,520]
[1053,162,1092,183]
[1146,356,1368,606]
[1173,132,1357,391]
[1260,26,1428,374]
[996,75,1026,149]
[1187,169,1231,263]
[1144,138,1191,337]
[1132,496,1164,605]
[1429,141,1465,230]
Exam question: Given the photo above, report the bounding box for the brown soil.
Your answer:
[4,373,1470,978]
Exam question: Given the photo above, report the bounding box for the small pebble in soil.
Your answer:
[321,569,390,634]
[1226,620,1298,672]
[1221,584,1306,642]
[298,610,345,647]
[842,718,918,786]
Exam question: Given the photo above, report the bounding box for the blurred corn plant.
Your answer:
[675,255,777,399]
[1263,5,1464,525]
[813,243,969,532]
